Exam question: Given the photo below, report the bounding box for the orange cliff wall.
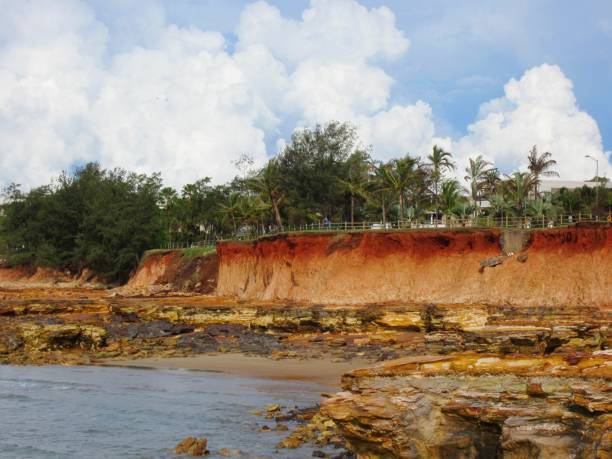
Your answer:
[216,225,612,307]
[119,250,218,295]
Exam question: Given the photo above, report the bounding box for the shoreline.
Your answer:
[97,353,373,387]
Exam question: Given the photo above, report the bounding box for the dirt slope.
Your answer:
[118,250,218,296]
[216,224,612,307]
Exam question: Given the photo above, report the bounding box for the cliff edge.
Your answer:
[216,224,611,307]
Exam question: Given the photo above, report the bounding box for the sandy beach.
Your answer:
[100,354,373,387]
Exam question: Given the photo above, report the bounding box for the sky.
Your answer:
[1,0,611,189]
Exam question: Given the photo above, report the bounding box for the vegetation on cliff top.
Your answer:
[1,121,610,282]
[0,163,163,283]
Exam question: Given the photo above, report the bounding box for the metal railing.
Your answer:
[163,239,217,250]
[157,213,610,247]
[219,213,610,242]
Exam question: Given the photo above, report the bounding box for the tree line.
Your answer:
[1,121,610,282]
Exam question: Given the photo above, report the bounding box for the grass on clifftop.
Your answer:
[142,246,216,261]
[180,246,216,259]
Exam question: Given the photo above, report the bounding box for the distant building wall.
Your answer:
[540,180,611,193]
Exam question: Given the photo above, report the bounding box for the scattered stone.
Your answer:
[266,404,281,412]
[479,256,505,273]
[526,382,545,397]
[175,436,209,456]
[274,423,289,431]
[259,425,271,432]
[276,436,302,449]
[312,450,328,458]
[517,253,528,263]
[218,447,243,457]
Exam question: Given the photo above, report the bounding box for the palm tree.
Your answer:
[464,155,493,213]
[440,179,461,223]
[218,192,242,232]
[427,145,455,214]
[339,150,371,224]
[489,193,509,222]
[380,155,419,221]
[527,146,558,197]
[482,168,502,198]
[239,195,270,234]
[454,201,475,222]
[528,197,553,220]
[505,172,537,216]
[247,159,284,228]
[369,162,393,224]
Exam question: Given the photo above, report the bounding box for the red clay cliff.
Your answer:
[216,224,612,307]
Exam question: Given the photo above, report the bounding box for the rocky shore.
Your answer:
[322,353,611,458]
[1,286,610,457]
[2,287,608,367]
[1,225,611,458]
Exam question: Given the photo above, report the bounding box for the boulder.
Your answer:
[175,436,209,456]
[323,354,612,458]
[479,255,505,272]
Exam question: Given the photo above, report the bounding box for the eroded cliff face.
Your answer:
[118,250,218,296]
[0,265,99,288]
[217,225,612,307]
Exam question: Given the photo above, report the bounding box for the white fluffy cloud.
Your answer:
[236,0,435,160]
[89,26,271,185]
[0,0,432,188]
[0,0,105,185]
[0,1,609,190]
[454,64,611,180]
[236,0,409,64]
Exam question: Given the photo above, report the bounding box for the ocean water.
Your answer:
[0,365,337,459]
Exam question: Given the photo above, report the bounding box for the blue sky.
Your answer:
[90,0,612,146]
[1,0,611,187]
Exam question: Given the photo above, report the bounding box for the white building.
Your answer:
[539,180,611,193]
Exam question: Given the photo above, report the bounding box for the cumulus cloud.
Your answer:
[453,64,611,180]
[235,0,435,161]
[0,0,432,188]
[0,1,609,190]
[0,0,106,186]
[89,26,271,186]
[358,103,438,159]
[236,0,409,64]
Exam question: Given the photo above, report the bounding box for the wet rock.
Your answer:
[218,448,243,457]
[330,453,356,459]
[175,436,209,456]
[266,404,281,412]
[126,320,192,339]
[0,332,24,353]
[20,324,82,351]
[278,413,341,450]
[175,332,219,353]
